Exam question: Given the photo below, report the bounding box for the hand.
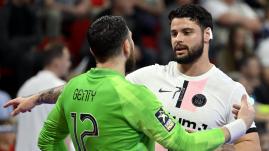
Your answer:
[3,95,39,116]
[214,144,236,151]
[237,95,255,129]
[232,104,240,119]
[185,129,195,133]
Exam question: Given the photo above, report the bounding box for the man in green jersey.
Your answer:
[33,16,253,151]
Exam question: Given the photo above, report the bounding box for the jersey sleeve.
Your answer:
[226,83,256,131]
[38,88,69,151]
[120,85,225,151]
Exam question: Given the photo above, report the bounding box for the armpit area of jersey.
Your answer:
[246,127,258,134]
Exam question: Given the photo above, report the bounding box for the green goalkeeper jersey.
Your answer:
[38,68,225,151]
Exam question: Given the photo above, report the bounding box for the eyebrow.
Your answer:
[171,27,195,32]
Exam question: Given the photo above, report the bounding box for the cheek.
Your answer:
[171,38,176,45]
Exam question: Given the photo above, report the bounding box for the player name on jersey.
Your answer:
[73,88,96,102]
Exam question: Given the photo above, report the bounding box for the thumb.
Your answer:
[241,94,248,107]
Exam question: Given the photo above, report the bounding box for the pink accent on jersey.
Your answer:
[155,143,168,151]
[180,78,208,112]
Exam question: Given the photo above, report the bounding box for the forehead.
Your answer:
[170,18,200,30]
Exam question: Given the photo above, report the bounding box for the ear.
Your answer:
[204,27,213,43]
[123,39,130,58]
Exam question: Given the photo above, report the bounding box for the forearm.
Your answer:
[158,126,225,151]
[234,133,261,151]
[36,85,64,104]
[234,142,261,151]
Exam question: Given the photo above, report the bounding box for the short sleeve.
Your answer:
[226,83,256,129]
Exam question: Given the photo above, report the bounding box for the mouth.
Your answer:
[174,47,188,55]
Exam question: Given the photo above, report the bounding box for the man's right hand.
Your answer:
[237,95,255,129]
[3,95,39,116]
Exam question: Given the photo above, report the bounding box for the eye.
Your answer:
[171,31,177,37]
[183,31,192,35]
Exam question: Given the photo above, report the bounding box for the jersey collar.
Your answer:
[87,68,125,78]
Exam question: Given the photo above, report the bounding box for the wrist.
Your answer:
[224,119,247,143]
[34,94,42,105]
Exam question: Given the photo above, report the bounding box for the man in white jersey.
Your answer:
[3,4,261,151]
[15,43,74,151]
[126,4,260,151]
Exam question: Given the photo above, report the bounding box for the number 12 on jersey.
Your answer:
[71,112,99,151]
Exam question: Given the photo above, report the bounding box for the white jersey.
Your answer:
[16,70,67,151]
[127,61,256,132]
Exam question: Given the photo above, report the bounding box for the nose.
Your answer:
[175,33,184,43]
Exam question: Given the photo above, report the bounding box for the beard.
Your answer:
[173,39,204,64]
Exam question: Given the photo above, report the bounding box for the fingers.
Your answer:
[3,98,19,108]
[185,129,195,133]
[11,107,21,116]
[232,104,240,110]
[241,94,248,107]
[232,108,238,115]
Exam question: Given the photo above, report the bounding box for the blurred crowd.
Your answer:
[0,0,269,150]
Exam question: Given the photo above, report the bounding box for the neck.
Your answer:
[96,57,125,76]
[44,66,60,77]
[177,46,213,76]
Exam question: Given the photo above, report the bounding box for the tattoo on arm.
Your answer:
[37,85,65,104]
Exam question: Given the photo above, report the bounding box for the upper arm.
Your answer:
[227,83,259,142]
[227,83,254,123]
[38,93,69,151]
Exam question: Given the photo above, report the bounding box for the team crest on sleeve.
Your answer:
[192,94,207,107]
[155,108,175,132]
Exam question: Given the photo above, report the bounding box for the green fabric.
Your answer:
[38,68,225,151]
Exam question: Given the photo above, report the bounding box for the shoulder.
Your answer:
[207,67,247,100]
[114,77,159,103]
[210,67,238,86]
[126,62,176,83]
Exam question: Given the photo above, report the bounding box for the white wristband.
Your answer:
[224,119,247,143]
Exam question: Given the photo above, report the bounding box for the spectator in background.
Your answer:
[85,0,159,70]
[41,0,89,38]
[202,0,262,33]
[252,63,269,151]
[261,5,269,39]
[202,0,261,59]
[0,90,15,151]
[15,42,72,151]
[238,55,261,95]
[217,24,252,73]
[257,33,269,61]
[0,0,42,96]
[0,90,12,120]
[133,0,165,64]
[0,119,16,151]
[253,65,269,105]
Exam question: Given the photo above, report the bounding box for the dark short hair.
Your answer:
[168,4,213,30]
[43,42,66,67]
[87,16,129,63]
